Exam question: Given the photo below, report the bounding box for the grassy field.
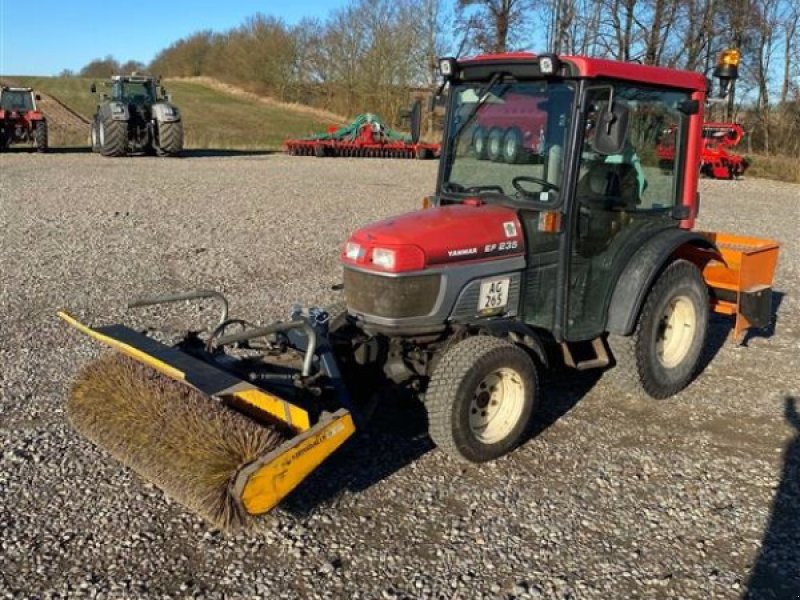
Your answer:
[6,76,343,150]
[745,153,800,184]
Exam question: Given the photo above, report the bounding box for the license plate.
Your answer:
[478,278,510,312]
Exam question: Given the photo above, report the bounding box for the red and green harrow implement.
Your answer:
[285,113,439,159]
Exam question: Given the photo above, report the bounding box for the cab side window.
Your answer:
[580,85,689,211]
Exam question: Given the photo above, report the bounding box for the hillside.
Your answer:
[4,76,346,149]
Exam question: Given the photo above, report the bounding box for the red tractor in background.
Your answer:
[657,121,748,179]
[0,86,48,152]
[471,92,548,163]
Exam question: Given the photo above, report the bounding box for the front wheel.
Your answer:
[607,259,709,399]
[426,336,538,463]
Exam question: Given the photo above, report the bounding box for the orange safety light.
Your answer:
[718,48,741,68]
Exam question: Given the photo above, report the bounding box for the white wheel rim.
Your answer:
[489,134,500,156]
[474,135,483,153]
[505,136,517,158]
[469,368,525,444]
[656,295,696,368]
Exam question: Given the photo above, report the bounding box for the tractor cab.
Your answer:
[0,87,37,113]
[432,54,706,342]
[110,76,158,106]
[0,87,47,152]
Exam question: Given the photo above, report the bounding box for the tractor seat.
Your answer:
[576,161,640,210]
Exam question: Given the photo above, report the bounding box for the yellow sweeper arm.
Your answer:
[57,311,356,520]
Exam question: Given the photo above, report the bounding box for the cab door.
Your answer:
[565,83,691,341]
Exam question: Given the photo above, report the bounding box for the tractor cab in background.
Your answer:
[0,86,48,152]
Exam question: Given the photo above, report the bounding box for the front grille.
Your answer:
[344,268,441,319]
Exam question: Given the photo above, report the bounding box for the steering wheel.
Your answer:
[512,176,560,195]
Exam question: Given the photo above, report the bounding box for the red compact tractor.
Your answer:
[657,121,749,179]
[60,49,781,527]
[0,87,48,152]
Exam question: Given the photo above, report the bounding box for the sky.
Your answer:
[0,0,351,75]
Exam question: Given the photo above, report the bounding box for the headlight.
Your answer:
[111,104,125,114]
[371,248,396,270]
[345,242,364,261]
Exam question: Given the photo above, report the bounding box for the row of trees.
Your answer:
[75,0,799,156]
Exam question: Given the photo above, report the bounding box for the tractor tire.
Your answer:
[90,121,100,153]
[487,128,505,162]
[472,126,487,159]
[98,115,128,157]
[426,335,538,463]
[607,259,709,400]
[502,127,524,163]
[35,121,48,152]
[156,121,183,157]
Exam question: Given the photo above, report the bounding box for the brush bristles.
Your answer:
[67,353,287,530]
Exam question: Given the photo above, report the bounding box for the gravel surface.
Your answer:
[1,152,798,599]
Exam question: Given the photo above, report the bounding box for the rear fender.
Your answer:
[606,229,718,336]
[99,101,129,122]
[152,102,181,123]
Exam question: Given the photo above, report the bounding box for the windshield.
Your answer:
[1,90,34,112]
[112,81,156,104]
[442,80,576,202]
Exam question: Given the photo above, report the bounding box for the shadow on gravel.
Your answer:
[282,368,601,517]
[744,396,800,599]
[534,367,602,436]
[0,146,90,154]
[179,149,277,158]
[280,392,434,516]
[698,291,785,376]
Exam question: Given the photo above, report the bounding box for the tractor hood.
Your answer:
[342,203,524,273]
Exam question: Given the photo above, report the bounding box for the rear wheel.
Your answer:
[487,128,504,162]
[607,259,709,399]
[35,121,48,152]
[156,120,183,157]
[98,115,127,157]
[426,336,538,463]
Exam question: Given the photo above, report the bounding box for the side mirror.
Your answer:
[35,94,41,101]
[160,86,167,97]
[593,101,630,155]
[90,83,97,94]
[166,93,173,103]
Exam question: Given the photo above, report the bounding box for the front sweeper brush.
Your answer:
[59,292,355,530]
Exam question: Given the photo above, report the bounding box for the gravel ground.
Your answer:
[1,151,798,599]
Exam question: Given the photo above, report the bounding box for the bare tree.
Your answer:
[456,0,535,53]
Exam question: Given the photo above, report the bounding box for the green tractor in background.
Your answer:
[90,74,183,157]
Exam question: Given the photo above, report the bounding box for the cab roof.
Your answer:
[459,52,707,93]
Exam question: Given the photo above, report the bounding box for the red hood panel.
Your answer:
[347,204,524,269]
